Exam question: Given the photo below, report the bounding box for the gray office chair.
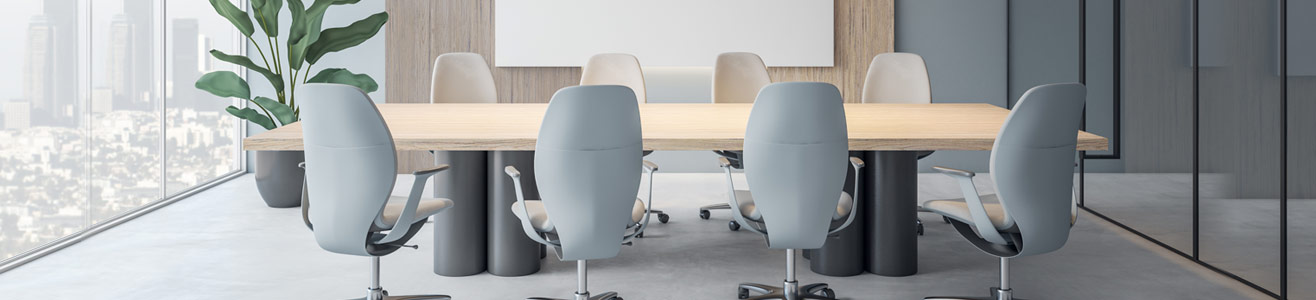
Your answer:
[504,85,657,300]
[299,83,454,300]
[922,83,1085,300]
[862,52,938,235]
[722,82,864,300]
[700,52,773,229]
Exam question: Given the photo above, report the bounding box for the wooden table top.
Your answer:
[243,103,1108,151]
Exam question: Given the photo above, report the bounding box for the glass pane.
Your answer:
[89,0,162,223]
[164,1,242,196]
[1085,0,1194,253]
[1198,0,1283,293]
[0,0,89,260]
[1287,0,1316,297]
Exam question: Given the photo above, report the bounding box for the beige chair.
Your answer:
[579,53,667,225]
[862,52,937,235]
[580,53,647,103]
[431,52,497,103]
[699,52,773,231]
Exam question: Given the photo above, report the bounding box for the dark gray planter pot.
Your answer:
[255,151,305,208]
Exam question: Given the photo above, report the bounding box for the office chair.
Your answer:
[700,52,773,230]
[722,82,865,300]
[299,83,454,300]
[922,83,1085,300]
[504,85,658,300]
[579,53,668,224]
[862,52,937,235]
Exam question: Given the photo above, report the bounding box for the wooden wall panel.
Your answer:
[387,0,894,171]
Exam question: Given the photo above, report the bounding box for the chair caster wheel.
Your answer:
[817,287,835,298]
[916,219,925,236]
[728,221,740,231]
[699,209,711,220]
[636,232,644,238]
[658,213,670,223]
[737,287,750,299]
[943,216,952,224]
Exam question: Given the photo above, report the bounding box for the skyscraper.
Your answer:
[24,16,53,126]
[107,14,135,111]
[172,19,214,111]
[43,0,80,127]
[125,0,156,111]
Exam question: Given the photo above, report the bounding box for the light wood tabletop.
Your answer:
[243,103,1108,151]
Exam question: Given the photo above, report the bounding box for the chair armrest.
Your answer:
[717,156,733,168]
[623,161,661,243]
[502,165,560,247]
[829,156,866,235]
[719,158,766,235]
[377,166,442,245]
[413,164,450,178]
[933,166,975,178]
[298,162,312,230]
[935,166,1009,245]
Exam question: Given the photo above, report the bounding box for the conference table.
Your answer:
[244,103,1108,277]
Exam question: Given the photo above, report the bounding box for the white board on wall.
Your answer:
[494,0,834,67]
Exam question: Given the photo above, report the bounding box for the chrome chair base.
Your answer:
[737,282,835,300]
[527,291,622,300]
[353,290,451,300]
[925,287,1018,300]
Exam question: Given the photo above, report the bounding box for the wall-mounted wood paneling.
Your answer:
[387,0,894,171]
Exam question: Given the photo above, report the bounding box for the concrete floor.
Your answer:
[0,173,1273,299]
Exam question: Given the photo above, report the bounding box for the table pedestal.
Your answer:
[865,151,918,276]
[432,151,488,276]
[487,151,543,276]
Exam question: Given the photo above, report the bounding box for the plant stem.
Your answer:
[246,98,277,127]
[247,36,274,72]
[266,36,281,74]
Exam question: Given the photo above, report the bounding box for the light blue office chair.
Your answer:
[723,82,865,300]
[923,83,1085,300]
[504,85,658,300]
[299,83,454,300]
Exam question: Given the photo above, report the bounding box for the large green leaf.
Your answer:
[286,0,308,70]
[289,0,356,70]
[195,71,251,99]
[251,96,297,125]
[306,68,379,93]
[305,12,388,64]
[209,0,254,37]
[226,106,276,130]
[251,0,282,37]
[210,50,284,93]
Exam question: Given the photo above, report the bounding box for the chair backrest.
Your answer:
[300,83,398,257]
[431,52,498,103]
[861,53,931,104]
[580,53,647,103]
[535,85,643,260]
[990,83,1085,257]
[742,82,849,249]
[713,52,771,103]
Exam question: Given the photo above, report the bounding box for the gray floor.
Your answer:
[0,173,1271,299]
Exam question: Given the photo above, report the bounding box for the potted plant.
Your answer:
[196,0,386,207]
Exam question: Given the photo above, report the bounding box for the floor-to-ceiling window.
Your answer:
[0,0,243,263]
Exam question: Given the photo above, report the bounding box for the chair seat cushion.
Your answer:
[512,198,647,233]
[734,189,853,222]
[373,196,454,231]
[922,194,1012,231]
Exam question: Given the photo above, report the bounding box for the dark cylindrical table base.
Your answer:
[487,151,542,276]
[810,151,867,276]
[432,151,489,276]
[865,151,918,276]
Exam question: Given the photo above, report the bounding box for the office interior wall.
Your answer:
[384,0,893,173]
